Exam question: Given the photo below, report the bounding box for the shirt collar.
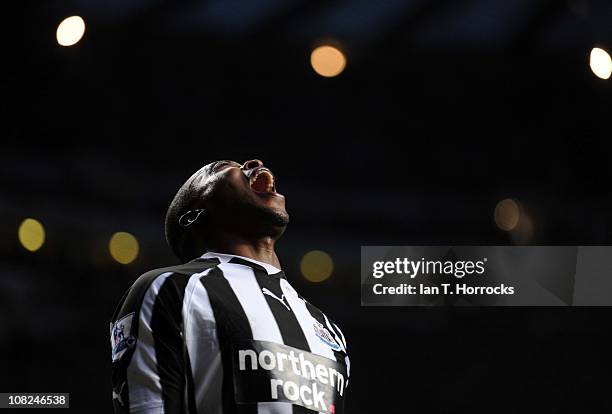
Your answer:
[200,251,282,275]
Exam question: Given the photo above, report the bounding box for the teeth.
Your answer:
[250,169,275,192]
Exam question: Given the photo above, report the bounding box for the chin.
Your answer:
[271,209,290,227]
[259,203,288,225]
[227,195,289,237]
[258,206,289,237]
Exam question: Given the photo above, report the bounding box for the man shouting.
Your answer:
[110,159,350,414]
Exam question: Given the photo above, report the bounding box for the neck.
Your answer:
[209,234,281,269]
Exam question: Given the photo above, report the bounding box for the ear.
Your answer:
[178,209,205,227]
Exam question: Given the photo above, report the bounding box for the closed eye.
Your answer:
[213,160,240,172]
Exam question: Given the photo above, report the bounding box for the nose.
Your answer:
[242,159,263,170]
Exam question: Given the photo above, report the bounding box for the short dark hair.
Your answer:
[165,164,212,262]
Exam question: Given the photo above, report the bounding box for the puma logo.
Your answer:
[262,287,291,311]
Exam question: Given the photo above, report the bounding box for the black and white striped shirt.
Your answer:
[110,252,350,414]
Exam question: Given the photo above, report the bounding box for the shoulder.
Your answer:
[132,258,221,293]
[109,259,221,360]
[110,259,220,323]
[139,258,222,281]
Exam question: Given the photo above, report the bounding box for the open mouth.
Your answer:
[249,168,276,194]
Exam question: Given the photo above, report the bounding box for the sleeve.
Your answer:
[110,272,188,414]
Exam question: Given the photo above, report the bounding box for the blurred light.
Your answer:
[56,16,86,47]
[589,47,612,80]
[300,250,334,282]
[18,218,46,252]
[494,198,520,231]
[510,212,534,245]
[109,232,139,264]
[310,46,346,78]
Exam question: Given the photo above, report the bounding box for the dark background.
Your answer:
[2,0,612,412]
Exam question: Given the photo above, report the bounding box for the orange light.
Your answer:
[494,199,520,231]
[109,232,139,264]
[300,250,334,282]
[310,46,346,78]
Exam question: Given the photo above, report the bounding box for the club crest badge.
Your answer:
[110,313,136,362]
[313,320,342,352]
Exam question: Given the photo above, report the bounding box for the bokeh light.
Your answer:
[494,198,520,231]
[300,250,334,282]
[56,16,86,47]
[509,212,534,244]
[310,45,346,78]
[18,218,46,252]
[109,232,139,264]
[589,47,612,80]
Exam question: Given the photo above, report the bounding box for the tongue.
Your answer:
[251,175,269,192]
